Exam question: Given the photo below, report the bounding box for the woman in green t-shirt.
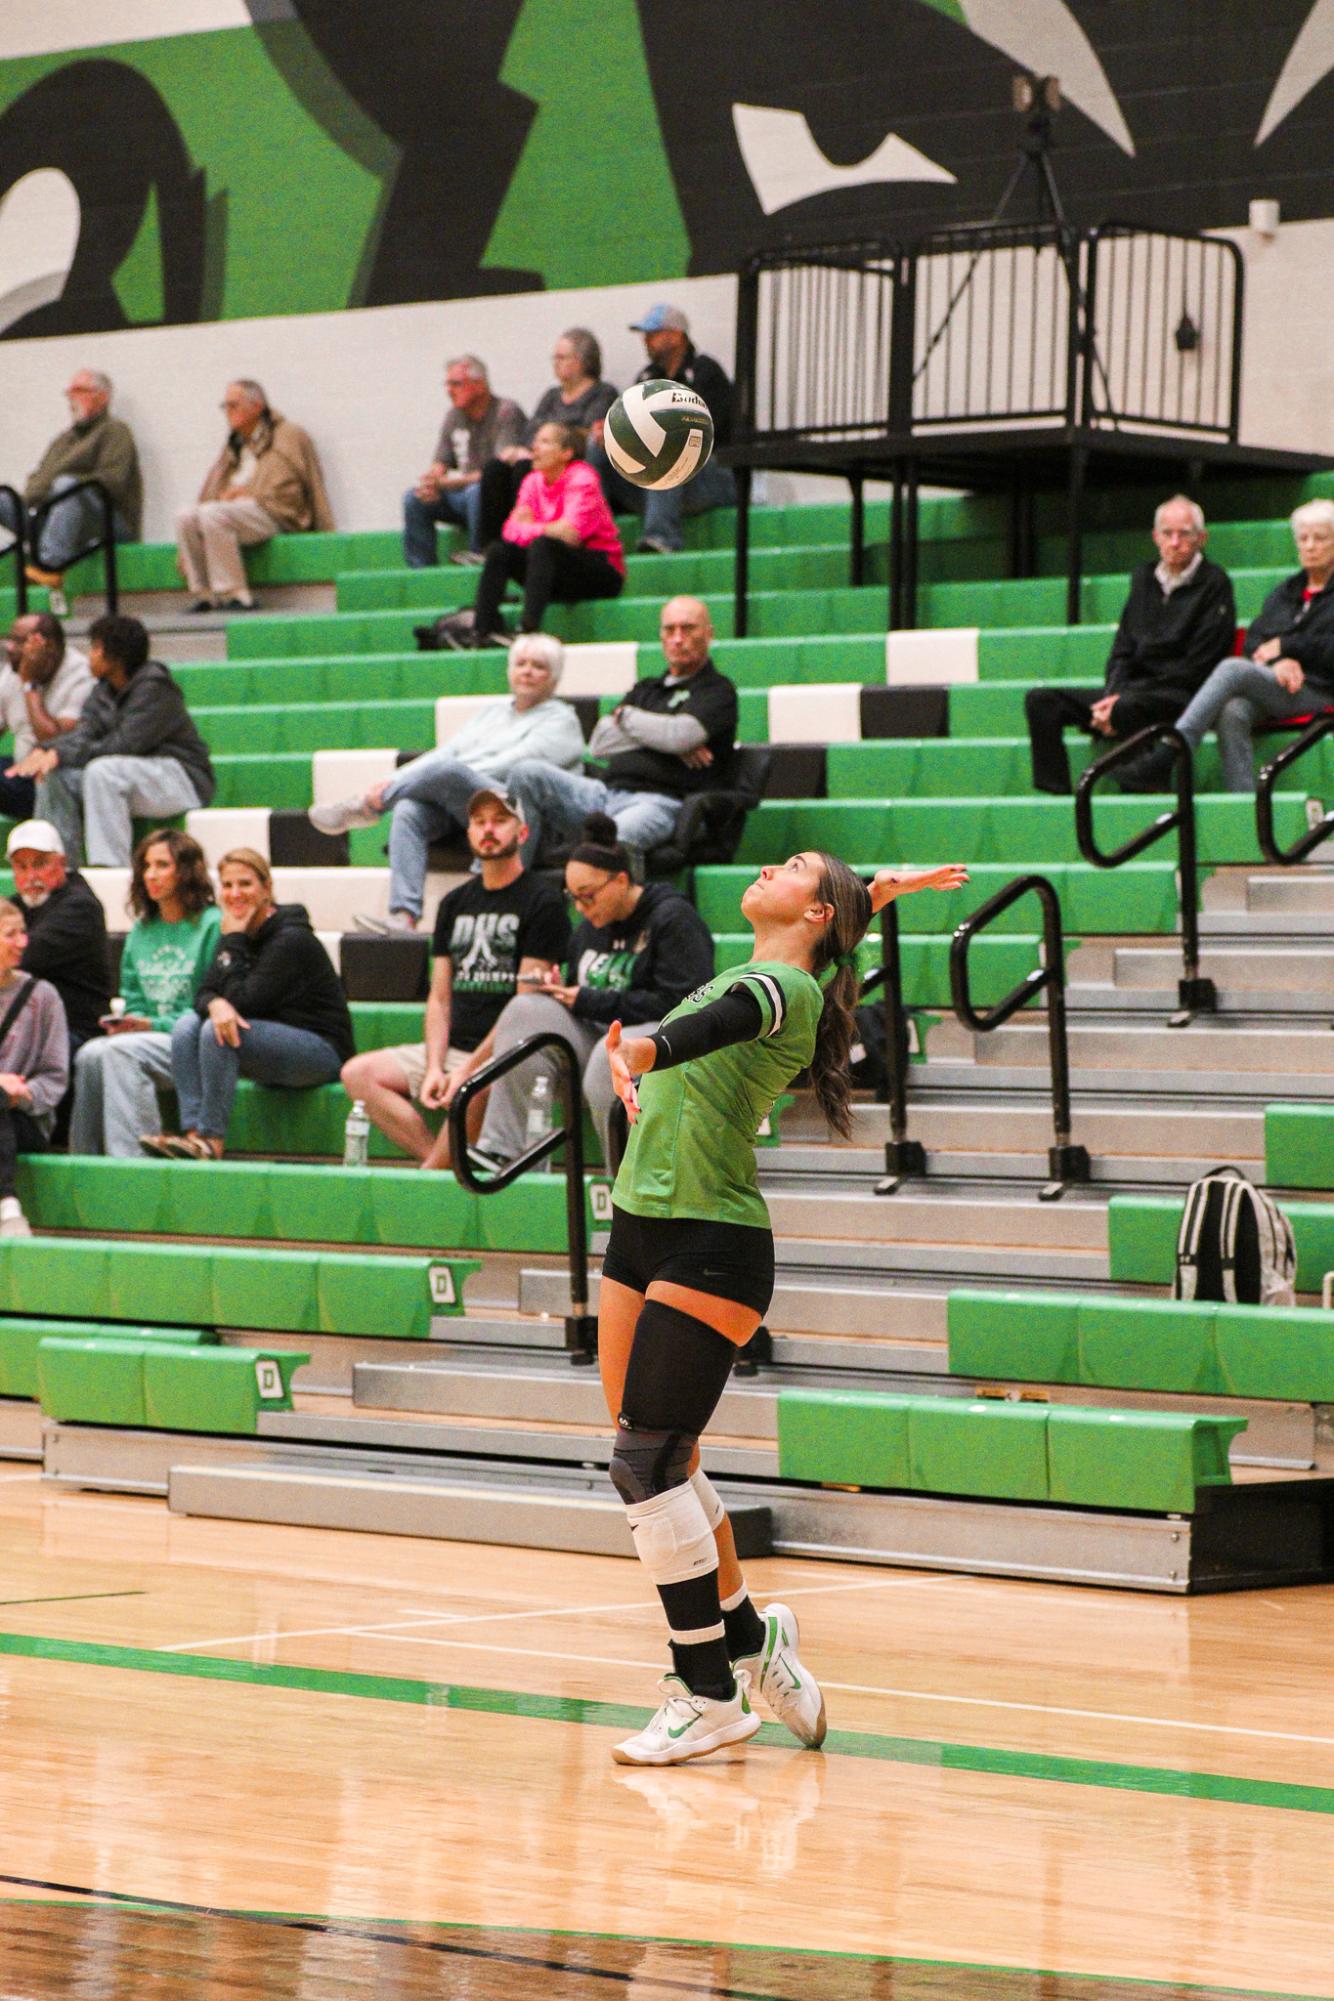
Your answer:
[600,849,967,1767]
[69,828,220,1157]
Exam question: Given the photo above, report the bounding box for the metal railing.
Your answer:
[448,1032,597,1363]
[1075,722,1216,1026]
[857,898,926,1196]
[1256,712,1334,865]
[949,873,1089,1201]
[28,477,120,612]
[0,485,29,615]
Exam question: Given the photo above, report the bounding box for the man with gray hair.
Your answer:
[308,631,585,933]
[176,380,334,611]
[1024,495,1235,794]
[0,370,142,613]
[1123,499,1334,793]
[403,355,525,565]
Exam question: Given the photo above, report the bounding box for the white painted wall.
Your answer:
[1,218,1330,543]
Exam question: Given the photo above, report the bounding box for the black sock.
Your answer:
[722,1590,766,1661]
[669,1637,735,1701]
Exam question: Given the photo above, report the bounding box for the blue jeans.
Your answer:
[587,440,735,552]
[171,1013,342,1140]
[505,758,681,867]
[0,474,132,571]
[1173,655,1333,792]
[381,752,495,920]
[402,483,482,564]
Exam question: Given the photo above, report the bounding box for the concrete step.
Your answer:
[973,1020,1334,1076]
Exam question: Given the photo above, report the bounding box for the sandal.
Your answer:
[177,1135,221,1161]
[140,1133,190,1158]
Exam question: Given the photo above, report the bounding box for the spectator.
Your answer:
[176,380,334,612]
[472,330,617,557]
[1124,499,1334,793]
[0,370,141,614]
[469,813,715,1174]
[144,849,353,1161]
[10,613,216,869]
[0,613,93,821]
[589,303,735,554]
[309,632,585,935]
[1025,497,1236,794]
[466,423,625,650]
[69,830,221,1159]
[0,897,69,1238]
[403,355,526,566]
[508,595,737,867]
[7,818,110,1064]
[340,786,569,1169]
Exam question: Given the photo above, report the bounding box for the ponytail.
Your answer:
[807,854,873,1138]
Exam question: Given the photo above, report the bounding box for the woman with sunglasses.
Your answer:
[467,814,713,1175]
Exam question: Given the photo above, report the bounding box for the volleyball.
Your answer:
[604,378,715,490]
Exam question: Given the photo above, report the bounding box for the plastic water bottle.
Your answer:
[525,1073,554,1155]
[343,1100,370,1168]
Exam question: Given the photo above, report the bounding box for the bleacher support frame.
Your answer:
[728,221,1332,634]
[1076,722,1216,1026]
[2,477,121,614]
[859,899,926,1197]
[1256,712,1334,866]
[949,872,1090,1202]
[0,485,29,614]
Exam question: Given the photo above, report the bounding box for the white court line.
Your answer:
[157,1595,660,1655]
[0,1471,41,1483]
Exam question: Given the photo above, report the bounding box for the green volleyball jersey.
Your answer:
[613,959,824,1229]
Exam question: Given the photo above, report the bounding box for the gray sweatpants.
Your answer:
[476,994,657,1166]
[69,1030,175,1157]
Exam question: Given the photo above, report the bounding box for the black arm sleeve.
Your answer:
[648,987,763,1070]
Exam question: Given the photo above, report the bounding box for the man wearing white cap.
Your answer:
[7,819,111,1070]
[589,303,735,554]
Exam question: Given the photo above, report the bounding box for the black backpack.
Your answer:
[1173,1166,1296,1307]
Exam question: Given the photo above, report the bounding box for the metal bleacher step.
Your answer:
[915,1056,1334,1099]
[761,1144,1217,1187]
[762,1183,1110,1250]
[1113,945,1334,993]
[1243,873,1334,914]
[351,1359,778,1434]
[976,1017,1334,1075]
[824,1095,1265,1160]
[1068,980,1334,1017]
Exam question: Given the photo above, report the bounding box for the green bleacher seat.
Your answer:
[36,1336,305,1434]
[1108,1196,1334,1294]
[0,1319,214,1399]
[948,1288,1334,1404]
[1265,1106,1334,1192]
[776,1388,1244,1512]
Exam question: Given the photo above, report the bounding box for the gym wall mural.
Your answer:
[0,0,1331,340]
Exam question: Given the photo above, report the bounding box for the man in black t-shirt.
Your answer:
[340,786,568,1169]
[507,596,739,866]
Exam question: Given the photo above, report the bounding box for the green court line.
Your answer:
[2,1628,1331,1821]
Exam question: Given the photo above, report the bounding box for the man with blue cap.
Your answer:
[591,304,735,554]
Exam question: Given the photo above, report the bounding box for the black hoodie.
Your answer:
[55,660,216,806]
[195,904,354,1062]
[568,881,715,1027]
[18,871,111,1043]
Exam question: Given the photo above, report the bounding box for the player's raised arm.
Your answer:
[869,864,970,913]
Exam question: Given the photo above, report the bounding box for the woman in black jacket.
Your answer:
[469,815,715,1173]
[144,847,353,1159]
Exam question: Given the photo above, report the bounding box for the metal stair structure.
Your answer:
[36,857,1334,1592]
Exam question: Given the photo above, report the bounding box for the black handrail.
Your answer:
[28,477,119,612]
[1074,721,1216,1026]
[1256,712,1334,864]
[949,873,1090,1201]
[0,485,28,615]
[449,1031,597,1363]
[858,898,926,1196]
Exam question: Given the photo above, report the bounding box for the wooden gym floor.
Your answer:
[0,1462,1330,2000]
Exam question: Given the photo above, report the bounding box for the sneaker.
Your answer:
[635,536,675,556]
[309,795,381,835]
[449,549,486,566]
[473,629,512,651]
[353,910,417,935]
[0,1206,31,1238]
[218,597,257,612]
[612,1671,760,1767]
[734,1603,827,1749]
[186,598,214,615]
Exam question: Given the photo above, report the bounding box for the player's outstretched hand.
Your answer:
[606,1021,655,1127]
[870,864,970,912]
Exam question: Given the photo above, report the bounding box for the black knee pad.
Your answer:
[609,1425,694,1507]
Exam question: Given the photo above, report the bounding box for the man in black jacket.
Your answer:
[8,613,215,866]
[8,817,112,1141]
[1124,499,1334,793]
[1025,497,1235,794]
[507,595,739,866]
[590,303,735,553]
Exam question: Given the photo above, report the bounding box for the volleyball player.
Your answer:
[599,851,968,1765]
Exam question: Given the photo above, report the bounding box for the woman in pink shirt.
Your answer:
[470,422,625,647]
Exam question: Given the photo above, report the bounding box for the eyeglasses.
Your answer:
[567,878,614,910]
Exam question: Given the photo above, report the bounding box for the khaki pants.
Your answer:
[176,497,280,602]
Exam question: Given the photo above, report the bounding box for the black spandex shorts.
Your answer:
[602,1205,775,1316]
